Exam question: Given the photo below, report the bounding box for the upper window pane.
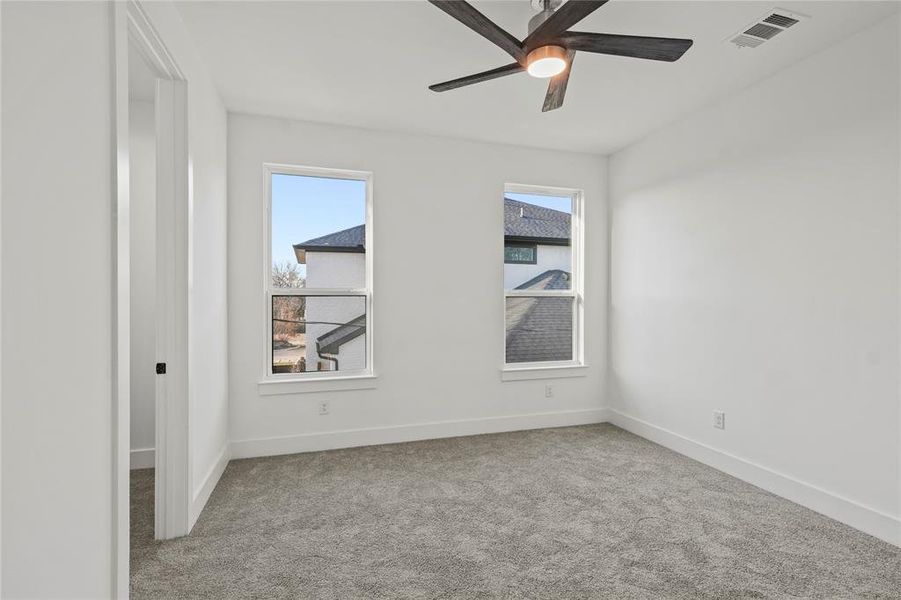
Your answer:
[503,193,572,291]
[271,173,366,289]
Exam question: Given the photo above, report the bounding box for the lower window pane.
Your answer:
[272,295,366,374]
[505,296,573,364]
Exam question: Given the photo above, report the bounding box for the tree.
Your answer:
[271,260,304,288]
[271,261,306,342]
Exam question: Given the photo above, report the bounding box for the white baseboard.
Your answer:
[190,444,229,530]
[607,409,900,547]
[130,447,155,470]
[230,407,609,460]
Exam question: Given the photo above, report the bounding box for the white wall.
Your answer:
[229,113,607,456]
[1,2,228,594]
[139,1,230,524]
[504,243,571,290]
[305,251,364,288]
[129,99,157,465]
[608,16,900,545]
[1,2,114,596]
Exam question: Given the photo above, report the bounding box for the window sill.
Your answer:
[258,374,378,396]
[501,364,588,381]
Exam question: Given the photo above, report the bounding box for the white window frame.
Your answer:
[260,163,375,391]
[502,183,585,375]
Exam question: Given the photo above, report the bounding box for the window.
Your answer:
[504,242,537,264]
[265,165,372,380]
[503,185,582,368]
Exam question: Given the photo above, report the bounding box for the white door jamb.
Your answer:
[112,2,191,597]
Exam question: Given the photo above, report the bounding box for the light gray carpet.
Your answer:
[131,424,901,599]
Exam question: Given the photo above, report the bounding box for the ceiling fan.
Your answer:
[428,0,693,112]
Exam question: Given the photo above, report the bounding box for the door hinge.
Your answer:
[156,362,167,375]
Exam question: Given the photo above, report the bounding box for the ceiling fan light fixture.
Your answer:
[526,45,567,78]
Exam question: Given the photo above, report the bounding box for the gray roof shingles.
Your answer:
[514,269,570,292]
[294,224,365,252]
[504,198,570,242]
[506,269,573,364]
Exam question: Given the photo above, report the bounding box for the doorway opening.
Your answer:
[114,2,192,595]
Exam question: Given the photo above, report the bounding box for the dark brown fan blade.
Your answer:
[428,1,525,63]
[524,1,609,49]
[429,63,525,92]
[559,32,693,62]
[542,50,575,112]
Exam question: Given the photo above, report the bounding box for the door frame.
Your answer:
[112,1,191,596]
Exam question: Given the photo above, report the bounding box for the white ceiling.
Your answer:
[176,0,898,154]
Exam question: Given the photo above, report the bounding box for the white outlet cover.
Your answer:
[713,411,725,429]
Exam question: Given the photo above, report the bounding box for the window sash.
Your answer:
[267,288,368,297]
[270,293,369,376]
[502,184,583,370]
[266,292,373,379]
[504,289,575,298]
[264,163,373,381]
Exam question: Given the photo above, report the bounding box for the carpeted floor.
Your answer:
[131,424,901,599]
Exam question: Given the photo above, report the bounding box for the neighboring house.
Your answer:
[503,197,571,289]
[503,198,573,363]
[291,198,571,370]
[293,224,366,371]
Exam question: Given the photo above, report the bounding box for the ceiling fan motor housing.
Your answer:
[528,0,563,35]
[529,0,563,34]
[530,0,563,13]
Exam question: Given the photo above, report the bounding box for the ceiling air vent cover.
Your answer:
[727,8,809,49]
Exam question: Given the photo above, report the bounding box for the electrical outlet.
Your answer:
[545,384,554,398]
[318,401,330,416]
[713,411,725,430]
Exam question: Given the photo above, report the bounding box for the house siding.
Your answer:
[304,251,366,370]
[305,251,365,288]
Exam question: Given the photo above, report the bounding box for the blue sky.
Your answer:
[271,174,572,270]
[271,173,366,268]
[505,192,572,214]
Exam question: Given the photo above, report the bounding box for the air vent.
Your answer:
[762,13,799,28]
[743,23,782,40]
[731,34,766,49]
[727,8,809,49]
